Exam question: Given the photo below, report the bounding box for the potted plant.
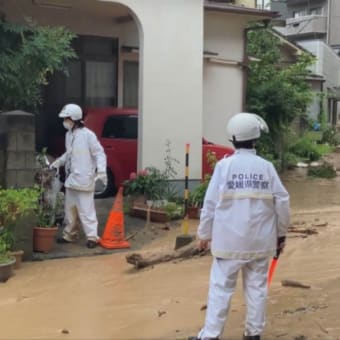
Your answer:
[33,203,59,253]
[123,167,168,210]
[124,167,182,222]
[123,141,181,222]
[164,202,184,220]
[123,168,151,207]
[33,150,63,253]
[0,187,39,279]
[186,151,217,219]
[0,234,16,282]
[187,180,209,219]
[33,174,62,253]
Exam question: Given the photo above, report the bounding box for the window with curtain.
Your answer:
[86,61,116,106]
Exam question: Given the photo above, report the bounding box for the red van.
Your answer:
[50,107,234,197]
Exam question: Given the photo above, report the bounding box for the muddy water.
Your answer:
[1,172,340,339]
[283,168,340,211]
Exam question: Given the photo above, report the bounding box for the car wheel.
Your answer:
[94,168,115,199]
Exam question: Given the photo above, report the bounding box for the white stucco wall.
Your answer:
[203,12,249,147]
[116,0,203,179]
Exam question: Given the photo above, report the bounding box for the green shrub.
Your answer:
[284,152,301,168]
[163,202,183,219]
[0,187,40,262]
[321,127,340,146]
[313,143,334,156]
[188,181,209,208]
[289,136,322,161]
[0,19,76,111]
[308,162,336,179]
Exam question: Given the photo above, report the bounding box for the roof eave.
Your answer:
[204,1,280,19]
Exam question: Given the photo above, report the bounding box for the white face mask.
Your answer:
[63,120,74,130]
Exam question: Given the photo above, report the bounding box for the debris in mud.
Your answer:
[308,303,328,311]
[283,306,307,314]
[61,329,69,334]
[16,295,29,302]
[281,280,311,289]
[158,310,166,317]
[126,231,139,241]
[200,304,207,311]
[287,234,308,239]
[294,336,307,340]
[292,220,307,226]
[312,220,328,227]
[314,320,329,334]
[288,226,318,235]
[276,333,288,338]
[126,242,209,269]
[276,303,328,317]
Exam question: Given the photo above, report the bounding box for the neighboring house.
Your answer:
[0,0,277,181]
[271,0,340,126]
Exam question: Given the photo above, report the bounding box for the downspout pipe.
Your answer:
[327,0,331,45]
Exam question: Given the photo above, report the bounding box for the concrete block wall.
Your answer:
[0,114,6,188]
[0,110,36,188]
[0,110,37,260]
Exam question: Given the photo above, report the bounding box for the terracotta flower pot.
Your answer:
[0,256,16,282]
[33,227,58,253]
[187,206,200,219]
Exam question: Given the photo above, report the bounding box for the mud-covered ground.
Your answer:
[2,153,340,339]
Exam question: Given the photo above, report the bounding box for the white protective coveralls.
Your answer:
[197,148,290,339]
[54,127,106,242]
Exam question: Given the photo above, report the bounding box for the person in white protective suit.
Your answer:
[188,113,290,340]
[50,103,107,249]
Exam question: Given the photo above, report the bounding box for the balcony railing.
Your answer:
[286,0,321,4]
[285,15,327,37]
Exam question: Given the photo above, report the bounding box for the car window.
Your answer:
[102,115,138,139]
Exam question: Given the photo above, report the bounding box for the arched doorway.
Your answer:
[0,0,143,155]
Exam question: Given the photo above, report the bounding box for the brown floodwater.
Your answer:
[1,170,340,339]
[283,168,340,211]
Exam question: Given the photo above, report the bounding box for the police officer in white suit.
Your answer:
[51,104,107,249]
[189,113,290,340]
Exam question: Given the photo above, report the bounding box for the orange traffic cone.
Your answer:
[99,187,130,249]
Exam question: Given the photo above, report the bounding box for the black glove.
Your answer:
[275,236,286,258]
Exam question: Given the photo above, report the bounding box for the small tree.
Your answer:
[246,27,315,170]
[0,18,76,112]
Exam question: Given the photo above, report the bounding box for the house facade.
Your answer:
[1,0,276,181]
[271,0,340,126]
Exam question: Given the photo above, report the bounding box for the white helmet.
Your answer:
[58,103,83,121]
[227,112,269,142]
